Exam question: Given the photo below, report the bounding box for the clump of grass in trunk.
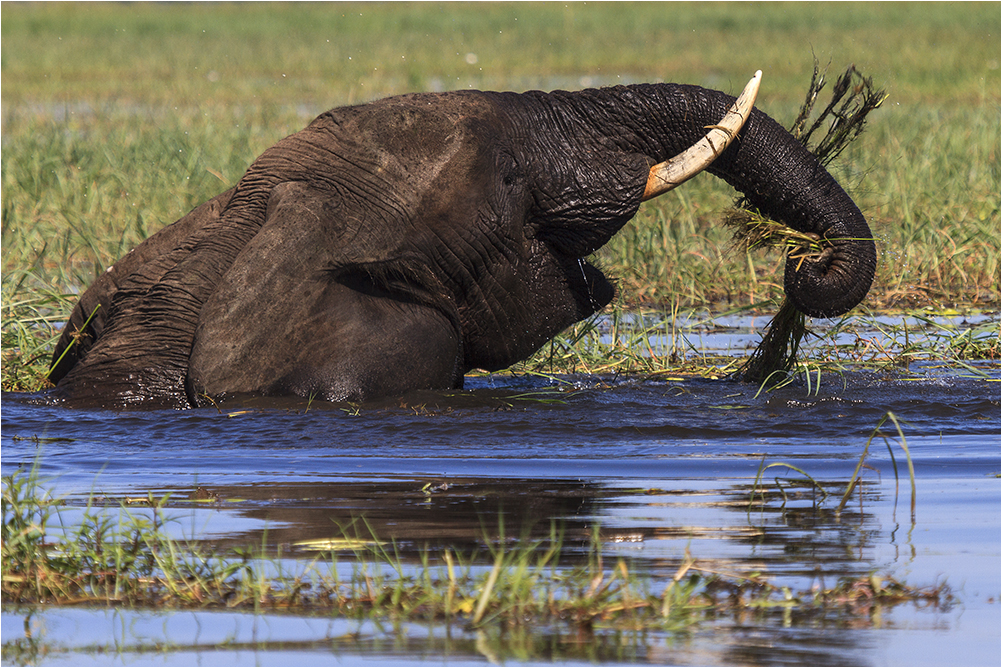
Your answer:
[735,61,887,385]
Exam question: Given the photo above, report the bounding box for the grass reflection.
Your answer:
[2,463,951,640]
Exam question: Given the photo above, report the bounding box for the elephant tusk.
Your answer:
[642,70,762,201]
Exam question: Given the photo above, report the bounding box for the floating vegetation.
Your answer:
[507,304,999,391]
[804,310,1001,374]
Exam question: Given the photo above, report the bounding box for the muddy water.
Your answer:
[2,318,1000,665]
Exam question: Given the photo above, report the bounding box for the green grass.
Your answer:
[2,3,995,106]
[1,2,999,392]
[505,304,1000,387]
[1,452,948,633]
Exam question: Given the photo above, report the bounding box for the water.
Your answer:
[1,317,999,666]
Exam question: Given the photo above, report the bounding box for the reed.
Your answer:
[1,461,951,630]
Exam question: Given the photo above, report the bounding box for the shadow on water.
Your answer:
[2,360,1000,665]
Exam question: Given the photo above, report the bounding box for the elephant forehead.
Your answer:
[309,93,501,168]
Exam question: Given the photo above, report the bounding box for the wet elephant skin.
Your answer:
[48,83,876,408]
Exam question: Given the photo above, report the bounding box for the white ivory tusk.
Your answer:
[642,70,762,201]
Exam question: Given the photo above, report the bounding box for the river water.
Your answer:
[1,315,999,666]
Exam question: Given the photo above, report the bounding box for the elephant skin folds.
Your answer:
[48,83,875,408]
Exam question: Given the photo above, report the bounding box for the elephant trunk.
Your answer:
[776,183,877,319]
[716,109,877,318]
[572,81,876,318]
[671,85,876,318]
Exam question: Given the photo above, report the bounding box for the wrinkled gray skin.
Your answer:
[48,83,876,409]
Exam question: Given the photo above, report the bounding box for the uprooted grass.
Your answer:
[732,62,886,384]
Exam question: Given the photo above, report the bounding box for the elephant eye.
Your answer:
[494,149,523,190]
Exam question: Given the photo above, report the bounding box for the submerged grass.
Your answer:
[749,411,917,523]
[507,303,999,388]
[2,459,951,635]
[837,412,916,521]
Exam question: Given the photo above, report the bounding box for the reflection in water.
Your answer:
[3,606,676,665]
[0,592,963,667]
[145,475,883,583]
[2,363,999,665]
[163,478,606,552]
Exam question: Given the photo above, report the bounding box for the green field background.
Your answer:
[2,2,999,387]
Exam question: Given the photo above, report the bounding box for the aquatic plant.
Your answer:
[507,304,999,390]
[2,463,952,633]
[749,411,918,525]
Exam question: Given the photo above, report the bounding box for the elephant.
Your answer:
[46,72,876,409]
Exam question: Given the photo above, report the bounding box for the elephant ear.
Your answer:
[188,181,465,402]
[441,147,650,373]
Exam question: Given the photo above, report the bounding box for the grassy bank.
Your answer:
[2,2,999,391]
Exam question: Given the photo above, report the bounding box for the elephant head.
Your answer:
[48,72,875,408]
